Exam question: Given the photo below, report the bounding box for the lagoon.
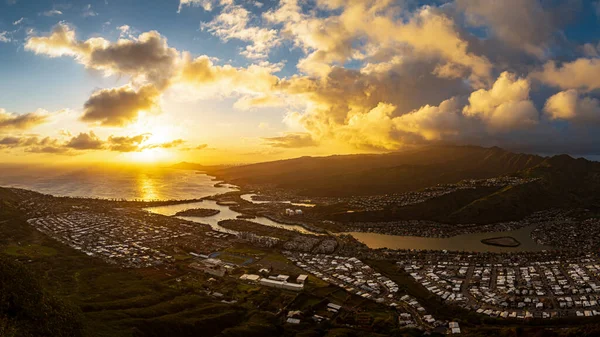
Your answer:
[346,225,553,253]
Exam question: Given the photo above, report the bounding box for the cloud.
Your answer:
[0,130,187,155]
[181,143,208,151]
[264,1,493,84]
[81,85,160,126]
[393,98,466,142]
[0,136,21,145]
[531,58,600,92]
[0,32,11,43]
[41,9,63,17]
[0,109,50,130]
[65,132,104,150]
[106,134,186,152]
[25,23,81,57]
[82,4,98,17]
[107,134,149,152]
[0,135,69,154]
[455,0,559,58]
[26,23,180,89]
[146,139,185,149]
[273,70,542,150]
[202,2,281,59]
[13,17,24,25]
[26,23,281,125]
[178,0,217,12]
[544,89,600,125]
[463,72,538,132]
[117,25,132,38]
[177,53,280,96]
[262,132,317,148]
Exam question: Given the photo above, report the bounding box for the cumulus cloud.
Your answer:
[26,23,180,89]
[107,134,149,152]
[177,53,279,96]
[65,132,104,150]
[0,109,50,130]
[81,85,161,126]
[532,58,600,92]
[265,1,493,84]
[26,23,281,127]
[262,132,317,148]
[394,98,466,142]
[455,0,558,58]
[463,72,538,131]
[544,89,600,124]
[20,2,600,156]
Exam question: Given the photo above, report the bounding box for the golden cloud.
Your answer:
[463,72,538,132]
[545,89,600,124]
[0,109,50,130]
[81,85,161,126]
[532,58,600,92]
[262,132,317,148]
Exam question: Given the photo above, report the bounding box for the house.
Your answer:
[327,303,342,312]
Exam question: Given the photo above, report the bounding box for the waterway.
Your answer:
[240,193,316,207]
[145,199,316,235]
[346,225,553,253]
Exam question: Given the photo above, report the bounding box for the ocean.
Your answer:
[0,164,235,201]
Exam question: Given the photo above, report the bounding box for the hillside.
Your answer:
[205,145,544,197]
[333,154,600,224]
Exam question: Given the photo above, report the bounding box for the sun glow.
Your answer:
[124,115,182,163]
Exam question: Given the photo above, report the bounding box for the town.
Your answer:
[9,180,600,334]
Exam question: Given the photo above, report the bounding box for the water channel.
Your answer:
[144,199,316,235]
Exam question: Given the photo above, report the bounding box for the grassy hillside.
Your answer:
[206,145,544,196]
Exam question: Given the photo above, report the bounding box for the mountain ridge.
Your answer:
[196,145,546,196]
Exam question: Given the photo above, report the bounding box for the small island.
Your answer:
[236,214,256,220]
[174,208,220,217]
[481,236,521,247]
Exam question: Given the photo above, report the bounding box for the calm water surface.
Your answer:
[145,200,316,234]
[0,164,236,201]
[347,225,553,253]
[240,193,316,207]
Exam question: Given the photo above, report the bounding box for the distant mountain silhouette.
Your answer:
[204,145,545,197]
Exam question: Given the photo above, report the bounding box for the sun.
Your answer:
[124,116,182,163]
[130,148,160,163]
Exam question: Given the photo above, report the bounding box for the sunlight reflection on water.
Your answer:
[0,164,236,201]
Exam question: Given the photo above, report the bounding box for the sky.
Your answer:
[1,0,600,165]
